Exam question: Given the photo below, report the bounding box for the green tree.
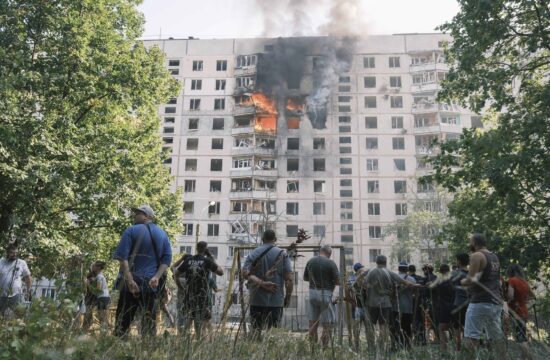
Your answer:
[0,0,182,276]
[432,0,550,275]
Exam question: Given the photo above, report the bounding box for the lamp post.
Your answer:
[196,200,216,244]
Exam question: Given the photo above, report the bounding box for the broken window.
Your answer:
[191,79,202,90]
[234,117,251,127]
[183,202,194,214]
[216,60,227,71]
[215,79,226,90]
[164,117,175,124]
[287,118,300,129]
[163,137,173,144]
[212,118,224,130]
[184,180,196,192]
[286,180,299,193]
[233,158,252,168]
[287,138,300,150]
[236,55,257,68]
[367,180,379,193]
[232,179,251,191]
[287,158,299,171]
[186,138,198,150]
[286,202,299,216]
[169,69,179,75]
[236,76,255,88]
[390,96,403,108]
[192,60,203,71]
[314,180,325,193]
[441,115,460,125]
[394,158,406,171]
[365,117,377,129]
[208,202,221,215]
[232,201,248,213]
[418,181,435,193]
[313,138,325,150]
[188,118,199,130]
[364,76,376,88]
[185,159,197,171]
[210,180,222,192]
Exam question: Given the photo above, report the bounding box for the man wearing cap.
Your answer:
[347,262,368,351]
[113,205,172,337]
[363,255,420,352]
[391,261,417,349]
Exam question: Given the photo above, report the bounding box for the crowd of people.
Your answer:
[0,204,538,358]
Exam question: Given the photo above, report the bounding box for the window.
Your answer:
[212,118,224,130]
[169,69,179,75]
[369,226,382,239]
[164,107,176,114]
[341,235,353,243]
[390,96,403,108]
[186,138,198,150]
[214,98,225,110]
[233,158,251,168]
[210,159,223,171]
[341,212,353,220]
[340,167,352,175]
[313,225,326,238]
[394,158,406,171]
[340,189,352,197]
[184,180,196,192]
[287,138,300,150]
[208,202,221,215]
[208,247,219,259]
[363,56,375,68]
[338,105,351,112]
[313,138,325,150]
[391,116,403,129]
[365,96,377,108]
[286,225,298,237]
[395,203,407,216]
[179,246,192,255]
[163,137,174,144]
[389,56,400,68]
[369,249,382,262]
[286,202,299,215]
[211,138,223,149]
[418,182,435,193]
[339,126,351,132]
[215,79,226,90]
[394,180,407,193]
[365,117,377,129]
[167,98,177,104]
[185,159,197,171]
[189,99,200,110]
[313,202,326,215]
[287,158,299,171]
[207,224,219,236]
[287,118,300,129]
[339,76,351,83]
[367,180,379,193]
[338,96,351,102]
[168,60,180,67]
[339,116,351,123]
[471,116,483,129]
[287,180,299,193]
[390,76,402,88]
[313,159,325,171]
[182,223,194,236]
[191,79,202,90]
[340,179,352,186]
[314,180,325,193]
[392,137,405,150]
[338,85,351,92]
[366,137,378,150]
[183,201,194,213]
[339,136,351,144]
[188,118,199,130]
[210,180,222,192]
[368,203,380,215]
[192,60,203,71]
[364,76,376,88]
[216,60,227,71]
[164,117,175,124]
[340,201,353,209]
[441,115,461,125]
[237,55,257,67]
[367,159,379,171]
[163,127,174,134]
[232,201,248,213]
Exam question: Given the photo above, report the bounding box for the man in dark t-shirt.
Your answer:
[175,241,223,336]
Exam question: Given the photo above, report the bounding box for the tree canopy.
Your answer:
[0,0,182,275]
[433,0,550,276]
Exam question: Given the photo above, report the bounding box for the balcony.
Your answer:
[234,66,257,77]
[412,102,438,114]
[413,125,441,134]
[231,126,255,135]
[416,146,440,156]
[228,190,274,200]
[228,212,266,222]
[411,82,439,93]
[231,146,276,156]
[410,62,449,73]
[230,168,278,178]
[234,106,256,116]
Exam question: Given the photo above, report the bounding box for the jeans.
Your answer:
[308,289,335,324]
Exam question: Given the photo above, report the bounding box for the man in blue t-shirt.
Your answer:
[113,205,172,337]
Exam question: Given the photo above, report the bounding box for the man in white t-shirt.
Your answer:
[0,244,32,317]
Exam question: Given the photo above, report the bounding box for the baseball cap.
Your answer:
[398,261,409,269]
[353,263,364,272]
[131,204,155,218]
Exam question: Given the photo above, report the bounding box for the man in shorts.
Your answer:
[303,245,340,347]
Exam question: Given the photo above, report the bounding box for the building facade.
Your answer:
[144,34,479,326]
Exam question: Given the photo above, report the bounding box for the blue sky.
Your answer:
[139,0,460,39]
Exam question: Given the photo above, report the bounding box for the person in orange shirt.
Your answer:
[506,264,534,359]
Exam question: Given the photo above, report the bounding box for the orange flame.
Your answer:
[240,92,278,115]
[286,98,305,111]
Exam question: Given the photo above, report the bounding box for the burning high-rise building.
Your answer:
[146,34,480,327]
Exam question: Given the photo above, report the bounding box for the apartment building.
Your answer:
[144,34,479,325]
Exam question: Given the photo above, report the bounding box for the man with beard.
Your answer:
[0,244,32,317]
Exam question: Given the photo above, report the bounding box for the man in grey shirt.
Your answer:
[363,255,419,351]
[304,245,340,347]
[242,230,293,339]
[391,261,417,349]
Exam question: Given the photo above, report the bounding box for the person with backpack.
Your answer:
[242,229,293,340]
[113,205,172,337]
[82,261,110,332]
[0,244,31,318]
[175,241,223,337]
